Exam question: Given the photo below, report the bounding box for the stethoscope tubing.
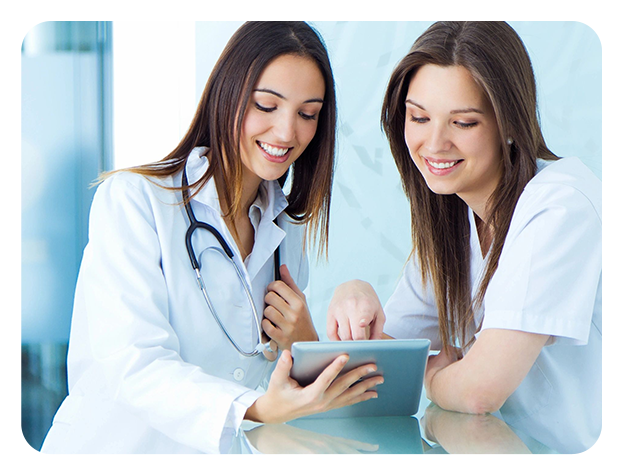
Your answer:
[181,168,276,359]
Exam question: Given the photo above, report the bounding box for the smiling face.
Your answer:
[404,64,503,217]
[238,54,325,192]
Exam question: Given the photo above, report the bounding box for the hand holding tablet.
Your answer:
[290,339,430,418]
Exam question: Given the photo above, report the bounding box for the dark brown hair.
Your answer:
[101,21,337,254]
[381,21,559,350]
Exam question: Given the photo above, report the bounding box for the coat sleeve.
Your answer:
[383,256,442,350]
[71,173,261,453]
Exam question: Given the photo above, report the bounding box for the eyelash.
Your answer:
[409,116,428,124]
[408,115,478,129]
[255,103,276,113]
[255,102,318,121]
[299,112,318,121]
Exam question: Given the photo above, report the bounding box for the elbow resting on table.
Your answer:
[462,387,506,415]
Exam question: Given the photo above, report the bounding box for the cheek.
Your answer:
[469,131,501,165]
[241,111,266,143]
[298,122,320,148]
[404,128,422,159]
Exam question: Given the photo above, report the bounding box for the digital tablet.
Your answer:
[290,339,430,418]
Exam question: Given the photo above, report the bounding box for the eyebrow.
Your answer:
[405,99,484,115]
[254,88,324,104]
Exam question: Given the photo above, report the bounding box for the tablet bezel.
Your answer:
[290,339,430,418]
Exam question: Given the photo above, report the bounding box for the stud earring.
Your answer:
[507,137,514,145]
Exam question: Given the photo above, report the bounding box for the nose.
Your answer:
[272,111,296,143]
[424,123,452,154]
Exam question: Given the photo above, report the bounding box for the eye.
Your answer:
[455,121,478,129]
[299,111,318,121]
[409,115,429,124]
[255,102,276,113]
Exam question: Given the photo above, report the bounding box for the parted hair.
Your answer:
[101,21,337,255]
[381,21,559,351]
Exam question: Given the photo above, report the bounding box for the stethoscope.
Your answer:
[182,168,280,360]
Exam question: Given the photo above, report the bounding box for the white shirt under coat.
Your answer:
[41,147,309,453]
[383,157,602,454]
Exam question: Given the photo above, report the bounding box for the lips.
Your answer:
[257,141,293,163]
[422,156,463,176]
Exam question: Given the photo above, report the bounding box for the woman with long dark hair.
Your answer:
[328,22,601,453]
[41,21,382,454]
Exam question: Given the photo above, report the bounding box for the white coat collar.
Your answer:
[185,147,289,282]
[185,146,289,221]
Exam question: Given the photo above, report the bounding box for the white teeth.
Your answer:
[428,160,458,169]
[258,142,289,157]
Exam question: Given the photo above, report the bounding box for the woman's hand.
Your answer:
[327,280,386,340]
[245,350,383,424]
[263,264,318,351]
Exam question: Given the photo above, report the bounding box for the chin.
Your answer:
[258,164,291,183]
[423,179,458,196]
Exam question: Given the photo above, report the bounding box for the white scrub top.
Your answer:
[383,157,601,454]
[41,147,309,454]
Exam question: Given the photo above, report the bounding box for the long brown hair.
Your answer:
[382,21,559,351]
[101,21,337,255]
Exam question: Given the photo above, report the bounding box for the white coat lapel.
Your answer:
[245,180,288,282]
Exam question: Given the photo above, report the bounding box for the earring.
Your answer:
[507,137,514,145]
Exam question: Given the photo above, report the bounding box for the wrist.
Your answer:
[245,397,266,423]
[245,394,287,424]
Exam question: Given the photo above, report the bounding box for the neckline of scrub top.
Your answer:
[467,157,556,263]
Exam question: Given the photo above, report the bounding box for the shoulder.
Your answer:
[95,170,177,208]
[88,171,180,235]
[513,157,601,226]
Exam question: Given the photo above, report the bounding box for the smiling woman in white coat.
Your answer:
[326,21,601,454]
[41,21,383,454]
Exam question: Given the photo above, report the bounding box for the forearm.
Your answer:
[426,330,549,414]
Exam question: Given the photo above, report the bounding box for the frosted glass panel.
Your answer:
[22,25,107,344]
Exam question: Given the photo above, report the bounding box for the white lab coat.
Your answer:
[41,147,309,454]
[383,157,602,454]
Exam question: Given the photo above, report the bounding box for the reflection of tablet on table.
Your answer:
[290,339,430,419]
